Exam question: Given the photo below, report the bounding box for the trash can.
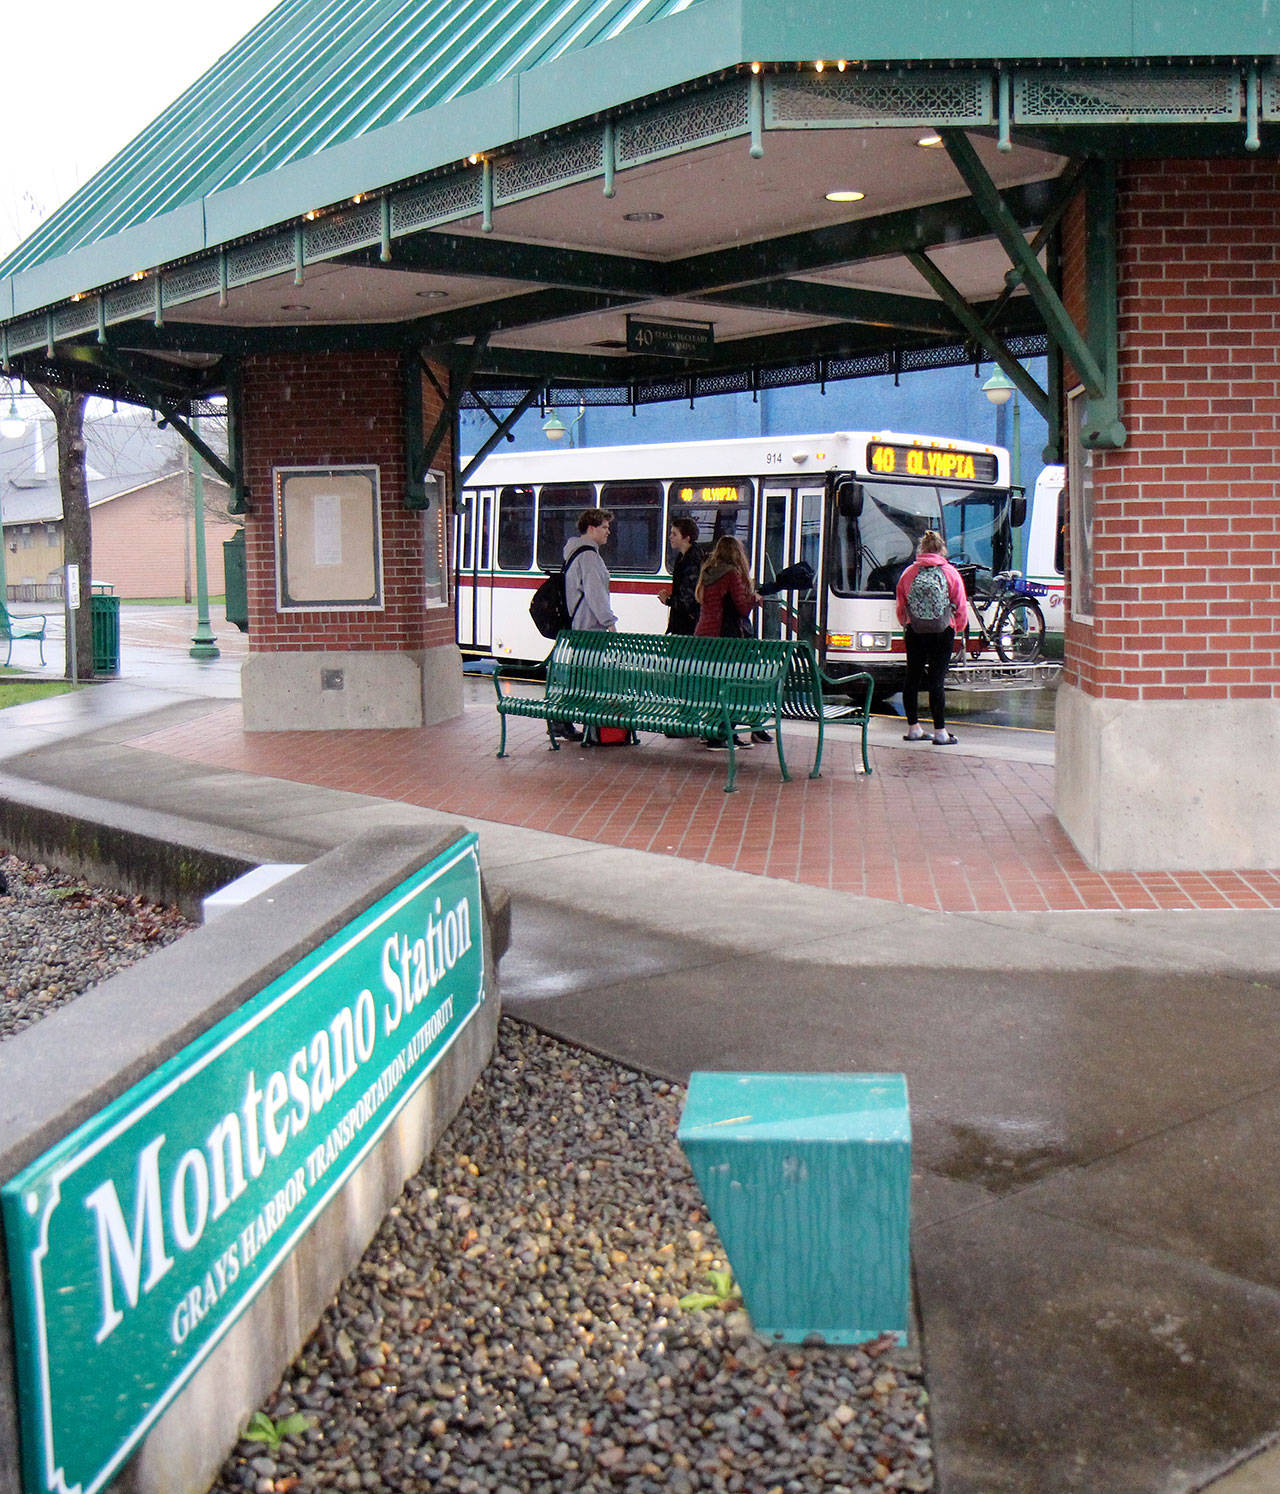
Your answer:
[90,590,120,674]
[223,529,248,634]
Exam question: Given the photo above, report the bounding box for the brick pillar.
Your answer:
[1055,159,1280,868]
[238,350,462,729]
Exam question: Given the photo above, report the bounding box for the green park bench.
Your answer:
[493,630,873,791]
[0,602,49,668]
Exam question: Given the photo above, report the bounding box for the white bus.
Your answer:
[1025,464,1066,650]
[455,429,1021,687]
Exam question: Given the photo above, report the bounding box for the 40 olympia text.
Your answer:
[83,893,473,1348]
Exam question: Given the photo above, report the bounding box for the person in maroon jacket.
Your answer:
[694,536,767,748]
[895,530,969,745]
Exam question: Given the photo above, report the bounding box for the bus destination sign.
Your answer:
[867,442,998,485]
[673,481,750,505]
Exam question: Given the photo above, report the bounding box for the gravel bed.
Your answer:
[0,851,193,1042]
[213,1020,934,1494]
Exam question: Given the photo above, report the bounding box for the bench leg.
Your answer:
[545,719,561,751]
[808,709,824,780]
[497,713,509,759]
[775,725,792,783]
[859,716,873,775]
[37,635,45,667]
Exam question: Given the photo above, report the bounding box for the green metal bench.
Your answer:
[494,631,872,790]
[780,651,875,777]
[0,602,49,668]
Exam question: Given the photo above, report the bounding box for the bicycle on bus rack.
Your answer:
[955,566,1047,665]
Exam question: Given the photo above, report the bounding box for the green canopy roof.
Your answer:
[1,0,710,280]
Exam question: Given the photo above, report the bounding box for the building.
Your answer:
[0,407,236,599]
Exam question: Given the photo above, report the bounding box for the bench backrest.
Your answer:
[546,630,800,715]
[0,602,13,637]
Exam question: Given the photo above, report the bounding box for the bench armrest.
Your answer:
[814,665,873,714]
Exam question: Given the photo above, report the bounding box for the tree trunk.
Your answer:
[31,384,92,678]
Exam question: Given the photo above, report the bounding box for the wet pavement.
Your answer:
[2,605,1280,1491]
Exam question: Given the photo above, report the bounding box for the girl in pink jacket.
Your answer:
[894,531,968,745]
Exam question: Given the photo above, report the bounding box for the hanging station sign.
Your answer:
[625,316,715,360]
[2,835,487,1494]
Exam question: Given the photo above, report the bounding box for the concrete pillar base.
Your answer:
[242,645,461,730]
[1055,683,1280,870]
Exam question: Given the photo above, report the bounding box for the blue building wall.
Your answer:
[461,359,1048,494]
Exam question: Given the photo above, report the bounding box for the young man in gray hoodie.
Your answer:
[563,508,617,632]
[552,508,617,741]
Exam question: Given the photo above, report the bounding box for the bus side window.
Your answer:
[535,483,596,570]
[1054,486,1066,575]
[600,481,663,572]
[456,494,474,571]
[497,486,534,570]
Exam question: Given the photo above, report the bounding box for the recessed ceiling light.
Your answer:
[916,133,945,148]
[824,190,865,203]
[416,289,450,299]
[623,211,664,222]
[281,303,310,311]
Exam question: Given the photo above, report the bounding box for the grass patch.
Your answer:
[0,680,81,709]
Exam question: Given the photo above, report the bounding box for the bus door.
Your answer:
[756,484,825,645]
[454,487,494,650]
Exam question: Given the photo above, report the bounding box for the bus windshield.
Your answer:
[830,480,1010,595]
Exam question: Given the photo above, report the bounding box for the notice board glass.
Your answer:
[275,466,383,610]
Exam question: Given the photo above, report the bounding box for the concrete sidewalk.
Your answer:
[2,660,1280,1493]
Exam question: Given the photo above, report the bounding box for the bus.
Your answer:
[1025,464,1066,652]
[455,430,1021,687]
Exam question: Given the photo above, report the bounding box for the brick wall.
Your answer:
[241,351,454,654]
[91,476,236,599]
[1065,158,1280,700]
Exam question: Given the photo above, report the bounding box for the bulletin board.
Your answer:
[275,465,383,610]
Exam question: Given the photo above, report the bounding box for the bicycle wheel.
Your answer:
[994,597,1045,663]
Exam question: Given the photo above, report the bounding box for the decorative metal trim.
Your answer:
[5,315,47,357]
[303,202,383,263]
[456,334,1049,410]
[226,235,295,287]
[1261,66,1280,121]
[1015,67,1241,124]
[104,280,156,324]
[616,82,751,169]
[163,260,222,308]
[391,172,484,236]
[766,71,992,130]
[494,131,605,207]
[53,301,98,341]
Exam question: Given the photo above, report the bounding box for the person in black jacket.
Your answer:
[661,516,704,634]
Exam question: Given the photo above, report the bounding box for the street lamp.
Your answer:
[1,397,26,441]
[541,403,585,447]
[981,368,1021,491]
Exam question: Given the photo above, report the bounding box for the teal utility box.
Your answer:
[678,1072,910,1345]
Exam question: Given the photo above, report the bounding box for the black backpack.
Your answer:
[529,544,594,639]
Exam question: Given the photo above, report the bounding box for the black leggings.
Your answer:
[903,626,954,731]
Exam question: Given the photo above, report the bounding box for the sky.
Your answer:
[1,3,279,260]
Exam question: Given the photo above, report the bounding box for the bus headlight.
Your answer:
[857,632,892,650]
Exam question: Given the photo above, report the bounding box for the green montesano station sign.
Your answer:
[1,834,487,1494]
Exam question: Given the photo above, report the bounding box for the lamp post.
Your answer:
[188,421,220,660]
[982,367,1023,570]
[541,402,585,447]
[981,369,1021,491]
[0,394,27,605]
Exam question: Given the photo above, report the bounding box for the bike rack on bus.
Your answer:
[945,660,1063,691]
